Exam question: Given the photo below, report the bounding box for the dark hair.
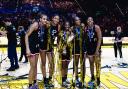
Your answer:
[52,14,60,18]
[85,16,95,25]
[72,16,81,26]
[87,17,93,20]
[39,12,47,18]
[74,16,81,21]
[61,21,70,31]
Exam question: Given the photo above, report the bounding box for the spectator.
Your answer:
[4,18,19,71]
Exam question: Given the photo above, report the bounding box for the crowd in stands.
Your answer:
[0,0,128,36]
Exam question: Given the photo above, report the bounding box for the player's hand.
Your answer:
[95,50,99,56]
[26,49,31,56]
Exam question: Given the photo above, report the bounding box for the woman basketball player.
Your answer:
[47,14,60,87]
[38,14,49,87]
[58,21,72,87]
[85,17,102,87]
[72,16,85,88]
[25,17,40,89]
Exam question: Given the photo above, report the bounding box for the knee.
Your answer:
[74,59,79,65]
[49,60,53,65]
[89,59,94,63]
[89,60,94,66]
[30,64,37,69]
[62,61,67,69]
[41,58,46,64]
[41,62,46,67]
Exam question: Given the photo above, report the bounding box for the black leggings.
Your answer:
[19,46,28,61]
[114,42,123,58]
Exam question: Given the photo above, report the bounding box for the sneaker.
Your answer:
[29,86,35,89]
[118,63,128,68]
[88,81,95,89]
[32,83,39,89]
[62,81,68,87]
[44,79,49,87]
[75,79,82,88]
[88,76,95,88]
[47,79,54,87]
[62,80,70,88]
[6,67,15,71]
[29,86,33,89]
[122,63,128,66]
[14,65,19,69]
[65,80,71,85]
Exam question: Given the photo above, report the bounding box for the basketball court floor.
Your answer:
[0,47,128,89]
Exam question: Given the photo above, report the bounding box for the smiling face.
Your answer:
[52,15,60,25]
[40,14,48,25]
[64,22,70,30]
[87,17,94,26]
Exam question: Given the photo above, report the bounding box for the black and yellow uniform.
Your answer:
[38,26,48,50]
[72,26,84,54]
[85,26,98,55]
[59,30,71,60]
[47,25,59,52]
[72,26,86,87]
[29,30,39,54]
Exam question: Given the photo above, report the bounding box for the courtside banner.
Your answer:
[103,37,128,44]
[0,37,8,45]
[0,37,128,46]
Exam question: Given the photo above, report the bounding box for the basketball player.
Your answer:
[58,21,72,87]
[38,14,49,87]
[47,14,60,87]
[72,16,85,88]
[84,17,102,87]
[25,17,39,89]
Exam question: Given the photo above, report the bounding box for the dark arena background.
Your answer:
[0,0,128,89]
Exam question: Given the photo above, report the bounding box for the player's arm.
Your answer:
[95,25,102,55]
